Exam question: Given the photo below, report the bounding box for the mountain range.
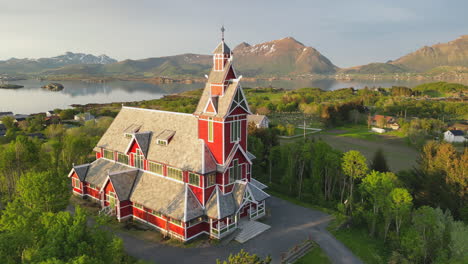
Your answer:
[1,35,467,78]
[0,52,117,75]
[341,35,468,74]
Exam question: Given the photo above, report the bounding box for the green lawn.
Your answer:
[331,227,390,264]
[295,245,331,264]
[322,125,379,141]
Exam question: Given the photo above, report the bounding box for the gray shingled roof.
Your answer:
[130,172,204,221]
[194,59,248,119]
[247,114,267,124]
[212,41,231,54]
[250,178,268,190]
[206,187,236,219]
[247,182,270,202]
[185,186,205,221]
[108,169,139,201]
[95,107,208,173]
[73,164,90,181]
[156,130,175,141]
[85,159,131,188]
[232,182,247,208]
[134,132,151,158]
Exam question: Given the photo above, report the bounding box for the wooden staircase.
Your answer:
[234,220,271,243]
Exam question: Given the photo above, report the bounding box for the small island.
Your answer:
[41,83,64,91]
[0,84,24,89]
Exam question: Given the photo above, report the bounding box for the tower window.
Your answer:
[208,118,214,142]
[230,118,241,142]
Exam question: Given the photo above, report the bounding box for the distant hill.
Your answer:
[232,37,338,76]
[43,53,212,77]
[0,52,117,74]
[341,35,468,74]
[391,35,468,72]
[340,63,408,74]
[1,38,337,78]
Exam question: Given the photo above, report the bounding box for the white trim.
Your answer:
[216,187,221,219]
[183,184,189,222]
[117,214,133,221]
[186,231,210,242]
[85,193,100,201]
[200,140,205,174]
[203,98,218,114]
[73,190,84,196]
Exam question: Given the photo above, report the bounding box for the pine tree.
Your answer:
[371,148,390,172]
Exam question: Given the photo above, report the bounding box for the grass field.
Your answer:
[295,245,331,264]
[309,125,418,172]
[330,227,390,264]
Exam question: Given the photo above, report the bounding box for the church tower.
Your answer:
[194,27,252,193]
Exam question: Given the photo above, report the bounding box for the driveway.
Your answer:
[117,196,363,264]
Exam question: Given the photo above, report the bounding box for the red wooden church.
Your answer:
[68,29,269,241]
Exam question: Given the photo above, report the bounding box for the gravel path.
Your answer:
[116,196,363,264]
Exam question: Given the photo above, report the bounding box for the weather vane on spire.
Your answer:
[221,25,225,41]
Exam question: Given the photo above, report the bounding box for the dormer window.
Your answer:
[157,139,167,146]
[156,130,175,146]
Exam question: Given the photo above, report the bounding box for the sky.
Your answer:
[0,0,467,67]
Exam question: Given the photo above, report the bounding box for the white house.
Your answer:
[74,112,95,122]
[247,114,269,128]
[444,130,466,143]
[46,110,56,117]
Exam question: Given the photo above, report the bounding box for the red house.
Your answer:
[68,30,269,242]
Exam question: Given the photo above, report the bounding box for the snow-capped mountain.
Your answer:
[39,52,117,65]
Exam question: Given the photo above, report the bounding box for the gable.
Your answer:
[205,99,216,113]
[228,86,250,115]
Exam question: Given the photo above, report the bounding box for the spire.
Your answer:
[221,25,225,41]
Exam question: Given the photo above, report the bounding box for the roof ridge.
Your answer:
[122,106,194,117]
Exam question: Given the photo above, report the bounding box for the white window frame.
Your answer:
[230,118,241,142]
[103,149,114,160]
[229,159,241,183]
[148,161,163,175]
[206,173,216,187]
[134,149,144,169]
[167,167,183,182]
[188,172,200,187]
[117,152,129,165]
[73,178,80,189]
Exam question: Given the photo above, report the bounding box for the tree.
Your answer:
[342,150,368,214]
[401,206,449,264]
[16,171,69,213]
[0,207,128,264]
[371,148,390,172]
[360,171,398,237]
[217,249,271,264]
[389,188,412,238]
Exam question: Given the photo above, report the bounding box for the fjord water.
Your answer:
[0,78,442,114]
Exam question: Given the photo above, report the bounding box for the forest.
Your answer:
[248,122,467,263]
[0,81,466,263]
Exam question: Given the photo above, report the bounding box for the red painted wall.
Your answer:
[199,119,224,164]
[96,152,102,159]
[204,186,216,204]
[186,222,209,238]
[189,185,203,205]
[85,183,100,199]
[127,140,140,154]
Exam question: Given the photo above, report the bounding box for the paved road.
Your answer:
[117,196,363,264]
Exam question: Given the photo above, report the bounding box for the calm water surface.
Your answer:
[0,78,455,114]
